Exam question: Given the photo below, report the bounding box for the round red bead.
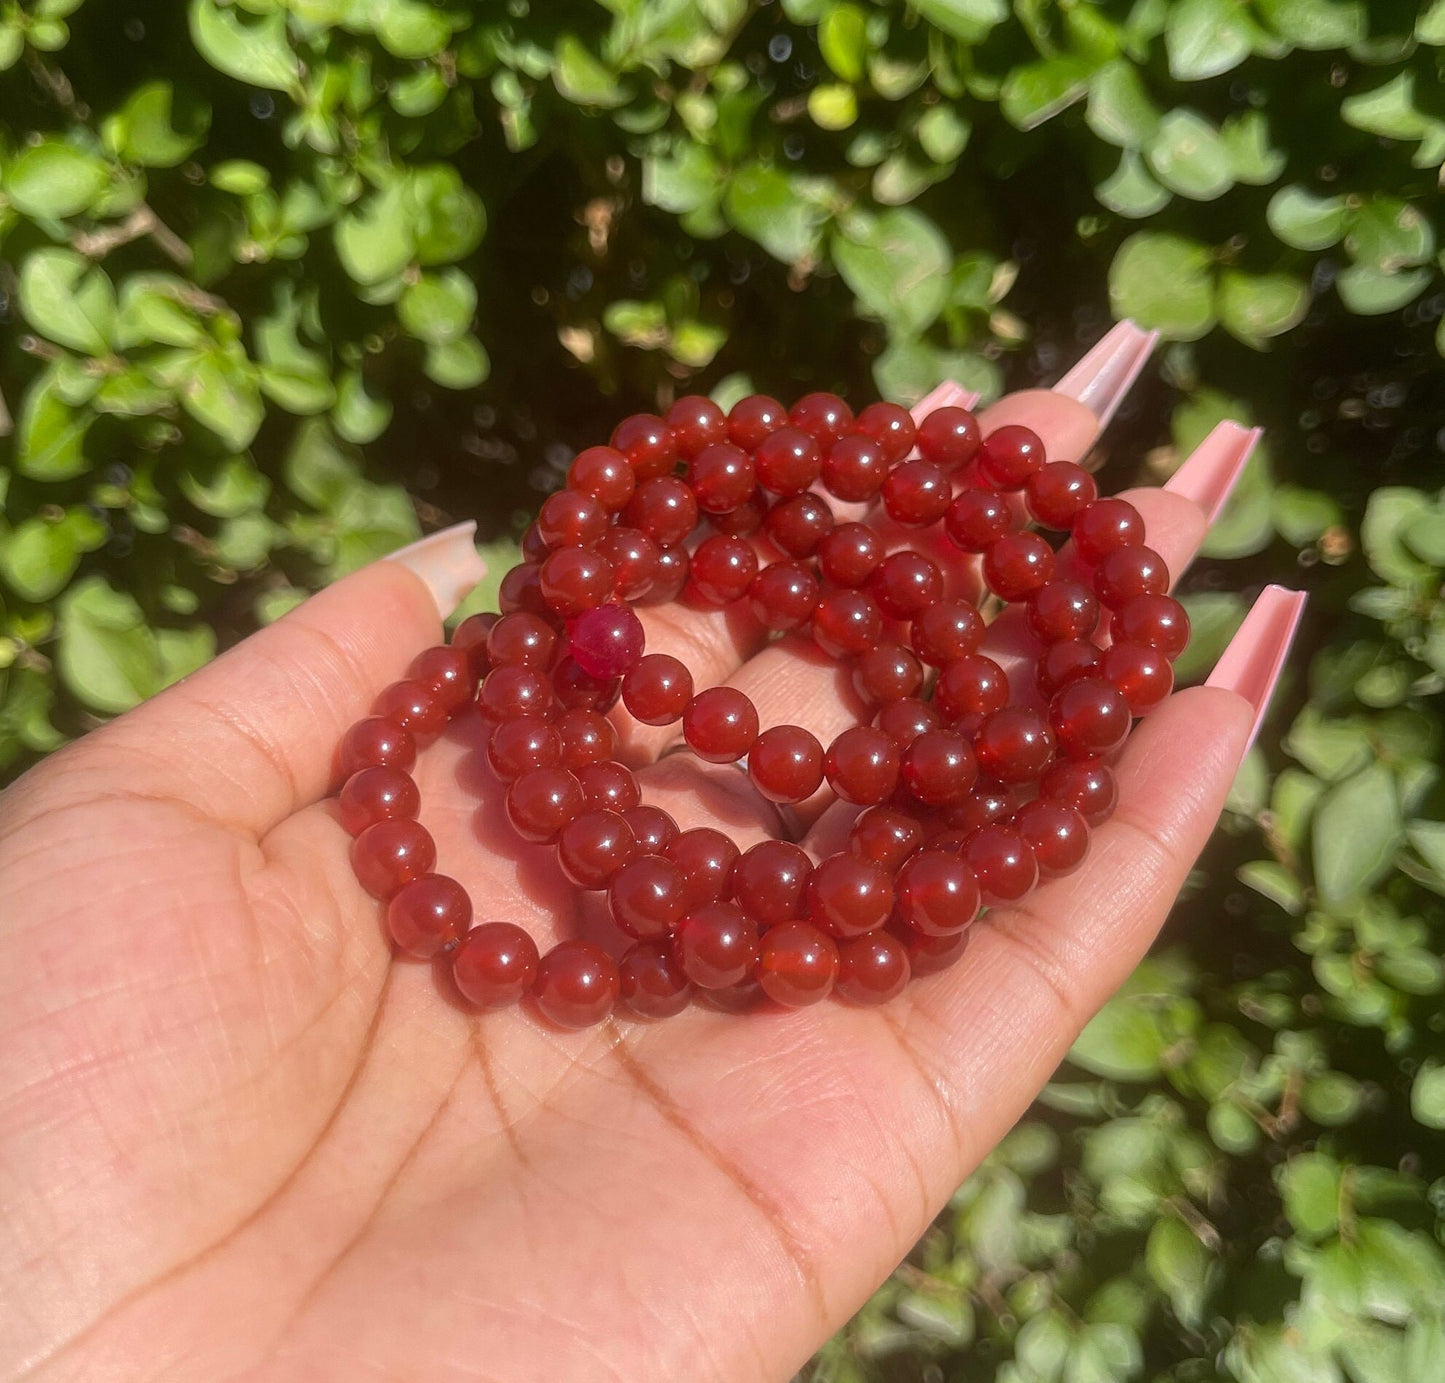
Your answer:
[683,686,759,763]
[984,531,1056,602]
[619,940,694,1017]
[911,599,985,666]
[665,828,740,910]
[569,445,635,511]
[339,765,420,836]
[849,805,926,871]
[977,424,1046,489]
[812,590,882,658]
[790,391,853,447]
[1027,580,1100,644]
[755,427,823,496]
[749,725,825,803]
[916,406,982,469]
[973,707,1055,784]
[728,393,787,450]
[808,853,894,938]
[623,653,693,725]
[757,923,839,1007]
[765,493,834,558]
[732,840,813,925]
[536,489,608,549]
[965,825,1038,903]
[882,460,951,527]
[488,715,563,780]
[624,476,699,549]
[1040,756,1117,826]
[1050,677,1133,758]
[533,940,620,1028]
[609,854,688,938]
[611,413,676,480]
[567,603,645,679]
[688,443,756,514]
[902,729,978,806]
[505,767,584,842]
[351,818,436,899]
[945,489,1013,553]
[895,849,981,937]
[748,561,820,631]
[1015,799,1089,877]
[339,716,416,778]
[452,922,540,1009]
[1073,498,1145,564]
[557,809,637,889]
[666,395,727,457]
[540,547,614,618]
[689,535,759,605]
[1102,641,1174,714]
[822,434,890,502]
[387,873,472,958]
[835,931,911,1004]
[817,523,885,587]
[673,903,759,989]
[1112,593,1191,660]
[851,401,917,465]
[1026,461,1098,529]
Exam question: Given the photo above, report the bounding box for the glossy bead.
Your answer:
[623,804,680,855]
[1072,497,1145,564]
[487,715,562,780]
[683,686,759,763]
[758,923,839,1007]
[732,840,813,925]
[728,393,788,450]
[973,707,1055,784]
[1027,580,1100,643]
[351,818,436,899]
[977,424,1046,489]
[808,853,894,938]
[934,655,1010,722]
[895,849,981,937]
[813,525,880,590]
[665,828,740,910]
[568,445,635,512]
[387,874,472,958]
[551,656,621,713]
[916,406,982,469]
[748,561,820,631]
[790,391,853,447]
[665,395,727,457]
[765,492,834,558]
[644,545,690,604]
[619,940,694,1018]
[945,488,1013,552]
[497,562,549,618]
[451,611,499,677]
[576,760,640,813]
[487,611,558,669]
[539,547,615,618]
[749,725,825,803]
[567,603,645,679]
[533,940,620,1028]
[851,401,917,465]
[520,522,550,564]
[812,590,882,658]
[688,535,758,606]
[452,922,540,1009]
[849,805,926,871]
[609,854,688,938]
[876,696,940,747]
[623,653,693,725]
[611,413,676,481]
[900,924,972,976]
[339,765,421,836]
[407,645,474,714]
[1026,461,1097,529]
[869,552,943,620]
[339,716,416,778]
[557,809,637,889]
[710,494,767,538]
[479,664,553,722]
[882,460,951,527]
[1050,677,1133,758]
[902,729,978,806]
[852,643,924,707]
[965,825,1038,903]
[505,767,584,842]
[536,489,607,549]
[1015,799,1089,877]
[822,434,889,502]
[1038,638,1105,696]
[554,708,615,770]
[984,531,1056,602]
[1041,756,1117,826]
[596,525,661,601]
[624,476,698,548]
[835,931,911,1004]
[1094,544,1169,608]
[673,903,759,989]
[687,442,755,514]
[755,426,822,496]
[946,785,1017,838]
[911,599,985,666]
[1103,641,1174,714]
[1112,593,1191,660]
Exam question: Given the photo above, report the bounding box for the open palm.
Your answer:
[1,356,1271,1382]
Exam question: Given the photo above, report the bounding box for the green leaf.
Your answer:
[1064,1323,1143,1383]
[406,165,486,265]
[334,180,413,285]
[182,353,264,451]
[1146,109,1233,201]
[4,140,109,219]
[101,80,210,168]
[808,84,858,131]
[1302,1071,1363,1125]
[1342,72,1437,142]
[1274,485,1341,545]
[917,105,971,163]
[424,335,490,389]
[1221,111,1286,184]
[1217,270,1310,348]
[179,453,270,518]
[553,34,626,108]
[1166,0,1252,80]
[19,248,116,356]
[1096,151,1171,218]
[1278,1153,1341,1239]
[333,369,393,445]
[1268,186,1349,251]
[115,274,209,349]
[1259,0,1366,47]
[1313,763,1403,906]
[1412,1061,1445,1129]
[210,159,270,195]
[398,268,478,345]
[1238,860,1306,914]
[1108,232,1215,340]
[832,208,951,336]
[189,0,300,93]
[1346,199,1435,271]
[819,2,868,81]
[56,575,163,714]
[910,0,1007,43]
[643,141,721,215]
[1361,487,1437,586]
[1000,56,1092,132]
[372,0,451,58]
[0,508,106,601]
[1173,592,1246,683]
[1086,61,1162,148]
[15,368,92,481]
[1146,1217,1213,1327]
[724,165,825,265]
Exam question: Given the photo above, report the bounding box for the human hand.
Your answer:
[0,323,1304,1382]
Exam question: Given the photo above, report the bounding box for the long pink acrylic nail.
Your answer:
[1164,421,1262,525]
[1052,320,1159,427]
[1205,585,1307,756]
[911,381,981,422]
[386,520,486,620]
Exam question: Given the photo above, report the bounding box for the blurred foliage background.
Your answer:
[1,0,1443,1378]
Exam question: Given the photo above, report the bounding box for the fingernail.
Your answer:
[1164,420,1261,525]
[1052,319,1159,427]
[386,520,486,620]
[1206,585,1307,756]
[911,381,982,421]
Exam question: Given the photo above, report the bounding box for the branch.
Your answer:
[73,205,192,268]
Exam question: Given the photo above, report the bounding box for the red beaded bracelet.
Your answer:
[335,391,1189,1028]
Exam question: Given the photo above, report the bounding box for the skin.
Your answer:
[0,388,1252,1383]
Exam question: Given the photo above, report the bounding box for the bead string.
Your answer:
[335,392,1190,1028]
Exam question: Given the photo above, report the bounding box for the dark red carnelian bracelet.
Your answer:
[334,392,1190,1028]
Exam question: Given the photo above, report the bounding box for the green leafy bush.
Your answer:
[1,1,1442,1377]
